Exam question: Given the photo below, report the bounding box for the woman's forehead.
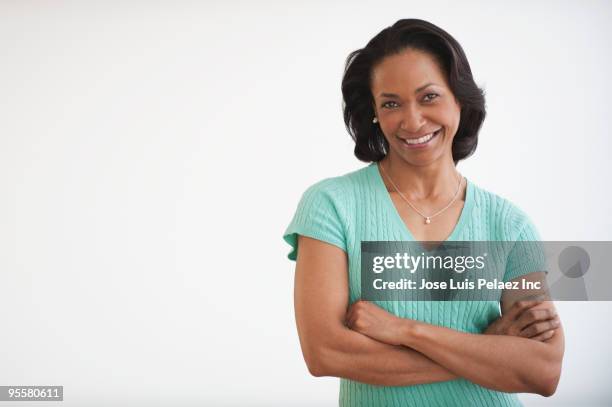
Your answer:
[371,50,447,95]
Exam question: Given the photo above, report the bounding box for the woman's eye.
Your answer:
[381,101,398,109]
[423,93,439,103]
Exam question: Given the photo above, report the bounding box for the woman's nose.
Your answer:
[400,104,426,133]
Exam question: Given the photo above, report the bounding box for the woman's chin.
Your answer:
[393,145,448,167]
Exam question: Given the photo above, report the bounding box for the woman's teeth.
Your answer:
[402,129,441,145]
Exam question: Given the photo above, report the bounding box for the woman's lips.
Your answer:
[398,128,442,149]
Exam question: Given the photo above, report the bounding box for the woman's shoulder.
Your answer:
[283,165,373,260]
[469,180,541,240]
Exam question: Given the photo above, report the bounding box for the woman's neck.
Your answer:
[378,155,460,201]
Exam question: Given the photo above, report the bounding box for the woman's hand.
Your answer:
[346,299,559,347]
[484,300,560,341]
[345,300,409,346]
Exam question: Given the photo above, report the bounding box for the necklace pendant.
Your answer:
[425,217,431,225]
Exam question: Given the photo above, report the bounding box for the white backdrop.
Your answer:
[1,1,611,406]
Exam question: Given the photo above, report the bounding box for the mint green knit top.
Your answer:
[283,163,545,407]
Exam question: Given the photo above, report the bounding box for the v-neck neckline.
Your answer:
[369,162,475,242]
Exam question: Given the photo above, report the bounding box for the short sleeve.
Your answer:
[282,180,347,261]
[503,215,548,282]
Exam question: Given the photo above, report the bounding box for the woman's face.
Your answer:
[370,48,461,167]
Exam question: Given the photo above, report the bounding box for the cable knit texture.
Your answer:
[283,163,544,407]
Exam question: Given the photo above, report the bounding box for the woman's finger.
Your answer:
[530,328,556,342]
[520,317,560,338]
[505,299,543,321]
[515,308,557,330]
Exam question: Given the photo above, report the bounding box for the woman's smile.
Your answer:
[397,128,443,149]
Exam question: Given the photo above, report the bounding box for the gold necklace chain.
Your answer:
[378,162,463,225]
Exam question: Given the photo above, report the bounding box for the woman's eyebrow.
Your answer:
[378,82,439,98]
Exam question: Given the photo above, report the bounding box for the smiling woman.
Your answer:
[371,50,462,165]
[283,18,564,407]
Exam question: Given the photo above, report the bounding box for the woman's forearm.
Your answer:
[313,326,457,386]
[399,320,564,395]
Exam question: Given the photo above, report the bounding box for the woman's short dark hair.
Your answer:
[341,18,486,164]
